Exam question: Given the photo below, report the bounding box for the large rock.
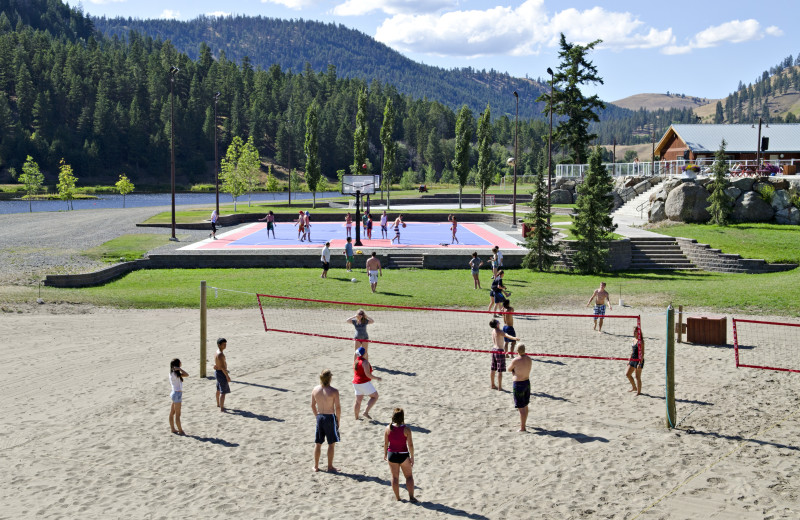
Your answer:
[573,192,579,204]
[768,178,790,190]
[787,179,800,196]
[724,187,742,201]
[550,189,573,204]
[775,207,800,225]
[771,190,791,211]
[561,180,577,192]
[730,177,755,191]
[633,180,651,195]
[732,192,775,222]
[653,178,682,202]
[649,201,667,222]
[617,186,636,202]
[665,183,711,222]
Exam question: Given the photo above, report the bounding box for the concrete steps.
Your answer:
[386,254,424,269]
[612,183,663,225]
[629,237,699,270]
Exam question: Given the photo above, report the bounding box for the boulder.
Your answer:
[768,178,790,190]
[787,179,800,196]
[730,177,755,191]
[555,178,568,188]
[649,201,667,222]
[633,180,651,195]
[775,207,800,225]
[665,183,711,223]
[617,186,636,202]
[573,192,579,204]
[771,190,791,211]
[723,187,742,201]
[696,177,712,187]
[650,175,662,184]
[611,191,623,208]
[550,189,573,204]
[653,178,683,202]
[561,180,577,192]
[624,176,646,188]
[732,192,775,222]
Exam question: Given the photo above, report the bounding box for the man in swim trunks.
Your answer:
[365,252,382,293]
[353,347,382,420]
[490,319,519,391]
[213,338,231,412]
[391,214,404,243]
[295,210,306,241]
[257,210,276,239]
[311,369,341,472]
[586,282,612,332]
[502,300,516,357]
[508,344,532,431]
[344,237,354,272]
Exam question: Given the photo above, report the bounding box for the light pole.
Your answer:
[546,66,554,225]
[169,65,179,241]
[512,90,519,229]
[213,92,221,216]
[755,116,763,167]
[651,115,660,175]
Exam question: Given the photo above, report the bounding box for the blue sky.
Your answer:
[80,0,796,102]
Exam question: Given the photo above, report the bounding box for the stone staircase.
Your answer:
[629,237,698,270]
[675,238,798,273]
[612,183,662,226]
[385,253,424,269]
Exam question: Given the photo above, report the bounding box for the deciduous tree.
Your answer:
[19,155,44,212]
[56,159,77,210]
[115,173,135,208]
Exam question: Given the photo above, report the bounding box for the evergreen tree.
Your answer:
[572,147,617,274]
[476,103,493,211]
[452,105,473,209]
[19,155,44,212]
[522,151,560,271]
[304,99,321,208]
[56,159,77,210]
[714,101,724,123]
[352,87,368,173]
[706,139,734,225]
[115,173,135,208]
[536,34,605,164]
[380,98,396,210]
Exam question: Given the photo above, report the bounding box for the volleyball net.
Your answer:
[732,318,800,373]
[256,294,643,361]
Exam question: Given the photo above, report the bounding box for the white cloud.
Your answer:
[333,0,456,17]
[206,11,231,18]
[261,0,321,9]
[158,9,180,20]
[661,19,782,55]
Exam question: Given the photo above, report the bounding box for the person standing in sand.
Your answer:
[383,408,417,503]
[507,344,532,432]
[502,300,516,357]
[214,338,231,412]
[626,326,644,395]
[488,270,508,316]
[347,309,374,360]
[169,358,189,435]
[365,252,382,293]
[490,319,519,391]
[586,282,612,332]
[353,347,382,420]
[311,369,341,473]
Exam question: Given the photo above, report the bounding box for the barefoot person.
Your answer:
[490,319,519,391]
[587,282,612,332]
[347,309,374,360]
[626,326,644,395]
[320,242,331,279]
[214,338,231,412]
[487,270,508,316]
[353,347,382,420]
[365,252,382,293]
[295,211,306,241]
[383,408,417,503]
[311,369,341,473]
[508,344,532,431]
[391,214,405,244]
[380,210,389,239]
[304,211,312,242]
[169,358,189,435]
[449,215,459,244]
[209,208,219,239]
[257,211,276,239]
[469,252,483,289]
[345,212,353,239]
[344,237,354,272]
[502,300,516,356]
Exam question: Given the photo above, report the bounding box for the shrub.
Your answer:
[791,193,800,209]
[190,184,216,192]
[757,184,775,203]
[399,169,418,190]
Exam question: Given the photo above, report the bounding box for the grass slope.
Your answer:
[84,234,189,263]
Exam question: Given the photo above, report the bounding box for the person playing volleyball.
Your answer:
[488,270,508,316]
[311,369,341,473]
[626,326,644,395]
[353,347,382,420]
[490,319,519,391]
[448,215,459,244]
[347,310,374,360]
[508,344,532,432]
[383,408,417,503]
[587,282,612,332]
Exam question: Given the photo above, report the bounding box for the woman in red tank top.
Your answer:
[383,408,417,502]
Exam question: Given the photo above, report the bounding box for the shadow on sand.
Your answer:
[184,435,239,447]
[227,409,284,422]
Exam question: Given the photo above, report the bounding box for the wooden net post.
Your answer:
[200,280,207,378]
[665,305,676,428]
[677,305,683,344]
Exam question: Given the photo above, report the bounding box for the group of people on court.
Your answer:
[345,211,406,243]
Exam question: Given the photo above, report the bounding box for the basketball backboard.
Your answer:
[342,174,379,195]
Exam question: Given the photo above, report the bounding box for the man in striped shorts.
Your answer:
[587,282,612,332]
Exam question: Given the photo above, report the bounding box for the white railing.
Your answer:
[555,158,798,179]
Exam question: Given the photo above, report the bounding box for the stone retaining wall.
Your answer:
[675,238,797,273]
[555,239,632,271]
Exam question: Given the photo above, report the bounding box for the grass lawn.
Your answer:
[84,234,189,263]
[653,223,800,264]
[25,267,800,316]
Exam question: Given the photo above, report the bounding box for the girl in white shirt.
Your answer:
[169,358,189,435]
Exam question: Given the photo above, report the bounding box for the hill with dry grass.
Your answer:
[611,93,715,111]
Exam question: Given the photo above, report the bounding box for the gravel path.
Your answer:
[0,206,211,285]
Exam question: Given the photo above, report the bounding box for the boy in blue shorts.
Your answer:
[214,338,231,412]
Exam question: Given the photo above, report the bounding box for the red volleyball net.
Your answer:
[732,318,800,373]
[256,294,643,362]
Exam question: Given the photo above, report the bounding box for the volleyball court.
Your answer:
[256,294,643,362]
[733,318,800,373]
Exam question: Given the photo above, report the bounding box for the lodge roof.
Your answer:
[655,124,800,156]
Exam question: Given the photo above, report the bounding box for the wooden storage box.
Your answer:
[686,316,727,345]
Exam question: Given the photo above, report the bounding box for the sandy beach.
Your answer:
[0,304,797,519]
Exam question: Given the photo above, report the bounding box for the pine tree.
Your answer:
[572,147,617,274]
[56,159,77,210]
[19,155,44,212]
[706,139,734,225]
[714,101,724,123]
[352,87,368,173]
[380,98,396,209]
[452,105,473,209]
[522,151,560,271]
[476,103,493,211]
[304,100,321,208]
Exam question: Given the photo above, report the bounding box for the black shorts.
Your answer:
[315,414,340,444]
[322,261,330,271]
[211,222,217,232]
[215,370,230,394]
[513,380,531,408]
[388,452,409,464]
[629,360,644,369]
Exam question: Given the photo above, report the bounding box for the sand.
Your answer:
[0,304,798,519]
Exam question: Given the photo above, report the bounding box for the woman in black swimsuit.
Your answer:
[626,325,644,395]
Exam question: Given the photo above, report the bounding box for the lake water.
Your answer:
[0,191,341,215]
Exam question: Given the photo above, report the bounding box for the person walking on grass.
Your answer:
[626,326,644,396]
[353,347,381,420]
[169,358,189,435]
[214,338,231,412]
[384,408,417,503]
[490,319,519,391]
[365,252,382,293]
[209,209,218,239]
[258,210,276,239]
[312,369,341,473]
[587,282,612,332]
[469,252,483,289]
[508,344,531,432]
[347,309,374,360]
[344,237,354,272]
[321,242,331,278]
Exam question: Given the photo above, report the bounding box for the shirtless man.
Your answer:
[587,282,612,332]
[490,319,519,391]
[311,369,341,473]
[508,344,532,431]
[391,214,404,244]
[365,252,382,293]
[502,300,516,357]
[213,338,231,412]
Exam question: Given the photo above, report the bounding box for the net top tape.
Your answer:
[732,318,800,328]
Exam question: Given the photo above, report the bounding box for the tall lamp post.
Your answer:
[546,67,554,225]
[755,116,763,167]
[213,92,221,216]
[169,66,179,241]
[512,90,519,228]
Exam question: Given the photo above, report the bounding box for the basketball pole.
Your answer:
[200,280,207,378]
[665,305,676,428]
[354,190,363,246]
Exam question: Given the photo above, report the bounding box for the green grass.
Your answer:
[653,223,800,264]
[18,267,799,315]
[84,234,189,263]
